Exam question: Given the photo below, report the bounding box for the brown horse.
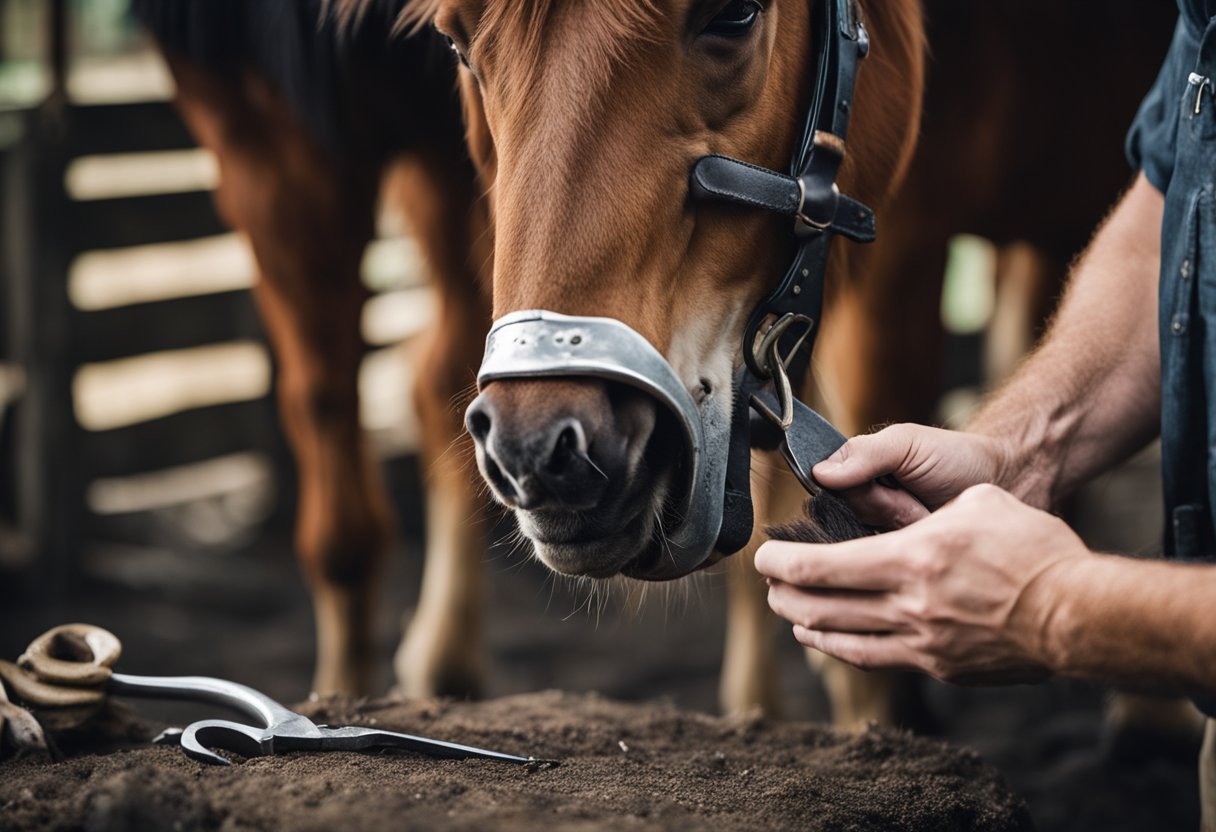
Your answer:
[136,0,493,697]
[142,0,1171,733]
[407,0,927,719]
[393,0,1175,730]
[143,0,925,720]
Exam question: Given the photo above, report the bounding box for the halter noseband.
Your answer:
[477,0,873,580]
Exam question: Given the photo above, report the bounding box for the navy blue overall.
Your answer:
[1127,1,1216,712]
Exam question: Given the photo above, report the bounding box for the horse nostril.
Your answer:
[466,391,609,511]
[466,401,492,445]
[546,424,580,476]
[481,453,517,504]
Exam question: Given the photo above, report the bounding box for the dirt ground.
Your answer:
[1,691,1032,832]
[0,457,1203,832]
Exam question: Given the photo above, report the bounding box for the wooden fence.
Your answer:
[1,96,286,591]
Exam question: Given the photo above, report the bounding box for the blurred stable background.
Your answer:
[0,3,1185,831]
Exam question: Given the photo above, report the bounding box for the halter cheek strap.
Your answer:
[689,0,875,556]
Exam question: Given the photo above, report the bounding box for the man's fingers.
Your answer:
[813,426,918,490]
[843,482,930,529]
[755,537,904,590]
[792,627,923,673]
[767,582,905,634]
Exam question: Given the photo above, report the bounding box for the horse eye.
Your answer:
[703,0,762,38]
[444,34,472,70]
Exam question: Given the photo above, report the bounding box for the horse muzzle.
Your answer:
[474,310,732,581]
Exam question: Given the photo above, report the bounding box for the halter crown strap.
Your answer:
[794,0,868,173]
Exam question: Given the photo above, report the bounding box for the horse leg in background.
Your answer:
[806,234,951,731]
[167,57,391,695]
[388,152,493,698]
[719,224,947,723]
[719,456,805,717]
[985,241,1061,386]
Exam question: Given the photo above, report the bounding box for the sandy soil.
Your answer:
[0,691,1032,831]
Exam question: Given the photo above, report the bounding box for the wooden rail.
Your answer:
[2,99,284,590]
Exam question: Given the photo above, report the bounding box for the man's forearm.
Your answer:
[1038,554,1216,696]
[968,174,1164,510]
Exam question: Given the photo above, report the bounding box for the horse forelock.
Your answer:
[394,0,445,34]
[394,0,662,79]
[325,0,413,33]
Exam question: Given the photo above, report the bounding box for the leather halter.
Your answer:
[694,0,873,557]
[477,0,873,580]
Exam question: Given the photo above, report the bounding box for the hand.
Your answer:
[755,484,1093,686]
[812,424,1015,529]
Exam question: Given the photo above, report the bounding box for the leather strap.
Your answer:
[741,0,870,366]
[691,155,800,214]
[690,154,876,243]
[793,0,868,175]
[704,0,873,555]
[20,623,122,687]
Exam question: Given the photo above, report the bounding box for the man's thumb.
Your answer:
[813,425,914,489]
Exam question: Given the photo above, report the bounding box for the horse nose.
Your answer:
[466,393,607,510]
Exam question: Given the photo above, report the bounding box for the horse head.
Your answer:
[406,0,924,579]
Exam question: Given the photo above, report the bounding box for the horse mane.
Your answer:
[844,0,926,211]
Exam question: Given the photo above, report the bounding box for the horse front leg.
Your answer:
[388,153,492,698]
[167,58,391,696]
[255,275,390,697]
[720,457,807,717]
[809,235,949,731]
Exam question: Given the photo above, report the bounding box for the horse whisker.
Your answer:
[574,448,608,481]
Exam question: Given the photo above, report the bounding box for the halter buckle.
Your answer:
[796,178,839,231]
[796,132,847,233]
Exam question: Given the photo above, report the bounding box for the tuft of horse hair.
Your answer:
[765,487,878,545]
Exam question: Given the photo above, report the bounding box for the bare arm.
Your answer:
[813,173,1164,520]
[969,172,1164,509]
[1045,553,1216,694]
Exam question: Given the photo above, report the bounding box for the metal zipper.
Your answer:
[1189,72,1210,115]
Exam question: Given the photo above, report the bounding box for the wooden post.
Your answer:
[4,102,81,593]
[47,0,68,107]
